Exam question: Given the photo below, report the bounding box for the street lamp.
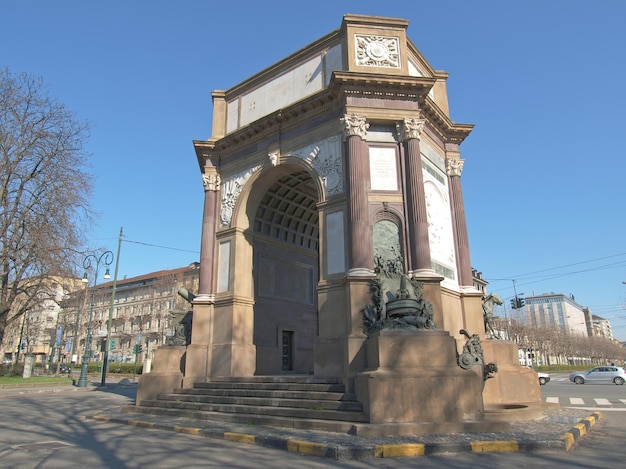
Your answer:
[71,283,88,365]
[101,227,123,386]
[76,251,113,388]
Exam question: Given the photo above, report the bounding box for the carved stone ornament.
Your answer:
[340,113,369,141]
[397,118,425,142]
[268,149,280,167]
[446,155,465,177]
[220,165,261,226]
[355,34,400,68]
[290,135,343,196]
[202,173,221,192]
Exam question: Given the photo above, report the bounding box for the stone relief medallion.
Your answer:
[291,135,343,196]
[220,165,261,226]
[355,34,400,68]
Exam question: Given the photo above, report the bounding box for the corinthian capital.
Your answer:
[202,172,221,192]
[446,156,465,177]
[340,113,369,141]
[397,118,425,142]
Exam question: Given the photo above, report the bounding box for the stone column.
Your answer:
[182,167,221,387]
[340,113,373,274]
[397,118,432,273]
[196,169,220,302]
[446,150,473,287]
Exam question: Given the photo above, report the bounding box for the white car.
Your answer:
[537,371,550,385]
[527,366,550,385]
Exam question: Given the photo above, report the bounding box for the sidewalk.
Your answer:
[90,403,601,460]
[0,379,602,460]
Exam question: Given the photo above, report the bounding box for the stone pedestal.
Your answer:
[22,354,34,379]
[136,346,186,405]
[482,340,544,420]
[355,330,484,424]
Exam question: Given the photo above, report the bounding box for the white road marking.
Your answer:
[546,397,559,404]
[570,397,585,405]
[594,398,612,406]
[567,406,626,412]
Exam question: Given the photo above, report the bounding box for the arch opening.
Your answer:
[250,169,319,375]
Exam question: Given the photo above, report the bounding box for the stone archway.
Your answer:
[249,169,319,375]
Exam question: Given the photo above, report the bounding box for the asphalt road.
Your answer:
[1,381,626,468]
[542,372,626,410]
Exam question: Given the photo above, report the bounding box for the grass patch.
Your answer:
[0,376,74,385]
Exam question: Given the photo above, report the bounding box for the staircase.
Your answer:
[126,376,367,434]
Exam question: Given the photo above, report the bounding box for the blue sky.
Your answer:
[3,1,626,339]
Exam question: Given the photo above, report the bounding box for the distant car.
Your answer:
[569,366,626,385]
[526,366,550,385]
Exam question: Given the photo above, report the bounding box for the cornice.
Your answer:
[331,70,435,100]
[198,71,473,166]
[419,95,474,144]
[193,139,217,171]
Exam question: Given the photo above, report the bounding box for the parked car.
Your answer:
[537,371,550,385]
[569,366,626,385]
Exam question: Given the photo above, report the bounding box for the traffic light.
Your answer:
[516,297,525,309]
[100,337,107,352]
[133,343,143,355]
[510,298,517,309]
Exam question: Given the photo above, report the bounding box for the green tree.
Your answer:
[0,68,93,344]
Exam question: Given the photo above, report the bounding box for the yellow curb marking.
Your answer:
[560,412,602,451]
[573,422,587,437]
[287,439,328,456]
[174,426,201,435]
[560,432,576,451]
[375,443,426,457]
[129,420,155,429]
[470,440,519,453]
[224,432,256,445]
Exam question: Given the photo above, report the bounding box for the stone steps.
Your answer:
[178,387,355,402]
[157,393,363,412]
[127,375,367,433]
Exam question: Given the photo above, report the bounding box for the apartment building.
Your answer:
[1,276,83,365]
[85,263,200,364]
[592,314,613,340]
[1,263,199,366]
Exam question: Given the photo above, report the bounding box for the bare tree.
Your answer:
[0,68,93,344]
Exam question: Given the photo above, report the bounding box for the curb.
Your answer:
[559,411,602,451]
[90,411,602,460]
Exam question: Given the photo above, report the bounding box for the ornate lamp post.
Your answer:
[76,251,113,387]
[101,227,123,386]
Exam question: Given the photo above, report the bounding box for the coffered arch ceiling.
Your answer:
[253,170,319,251]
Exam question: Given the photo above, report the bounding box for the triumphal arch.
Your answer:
[138,14,541,429]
